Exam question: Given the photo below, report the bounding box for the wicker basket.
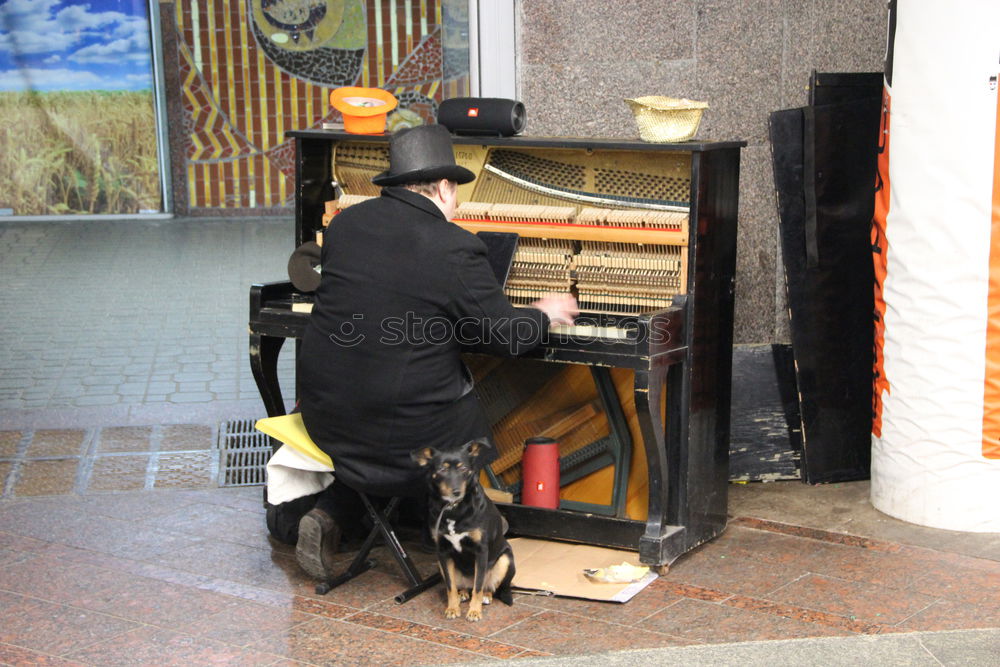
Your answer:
[625,96,709,143]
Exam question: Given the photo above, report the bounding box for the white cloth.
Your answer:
[265,443,335,505]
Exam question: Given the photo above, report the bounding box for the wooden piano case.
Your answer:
[250,130,744,569]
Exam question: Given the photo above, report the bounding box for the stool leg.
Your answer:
[361,496,443,603]
[314,518,381,595]
[366,498,421,586]
[315,494,442,603]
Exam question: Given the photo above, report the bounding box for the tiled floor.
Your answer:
[0,219,296,432]
[1,462,997,665]
[0,426,222,498]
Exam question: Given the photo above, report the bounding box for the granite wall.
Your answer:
[516,1,888,344]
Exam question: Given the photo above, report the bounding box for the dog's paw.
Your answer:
[459,590,470,602]
[483,593,492,605]
[465,608,483,622]
[445,605,461,619]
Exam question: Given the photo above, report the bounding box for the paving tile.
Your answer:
[286,595,362,620]
[142,501,268,547]
[896,598,1000,632]
[50,385,87,400]
[346,610,526,658]
[160,424,214,450]
[176,382,210,393]
[916,627,1000,665]
[88,358,131,369]
[0,642,88,666]
[180,355,217,365]
[168,392,217,403]
[116,382,148,396]
[700,525,829,565]
[661,545,810,597]
[514,575,686,625]
[768,573,939,625]
[908,558,1000,606]
[0,394,23,408]
[154,451,215,488]
[0,501,203,562]
[364,581,542,638]
[175,372,215,383]
[74,574,242,627]
[73,395,122,407]
[0,554,123,604]
[155,537,310,593]
[81,375,123,387]
[723,593,884,634]
[0,530,57,555]
[490,608,696,655]
[0,546,29,568]
[0,430,22,457]
[87,455,150,491]
[248,616,484,665]
[0,461,13,493]
[0,590,140,656]
[65,626,283,667]
[653,580,732,602]
[805,544,938,590]
[730,517,902,552]
[14,458,80,496]
[709,527,930,590]
[176,600,315,647]
[65,489,201,522]
[24,429,86,457]
[637,597,850,644]
[177,486,267,514]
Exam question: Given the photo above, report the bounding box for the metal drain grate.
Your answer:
[218,419,272,487]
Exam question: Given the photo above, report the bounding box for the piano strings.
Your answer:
[328,195,689,319]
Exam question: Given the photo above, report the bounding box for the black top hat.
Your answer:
[371,124,475,186]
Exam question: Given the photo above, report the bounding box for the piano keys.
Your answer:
[250,130,744,569]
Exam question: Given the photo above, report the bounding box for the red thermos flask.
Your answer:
[521,437,560,508]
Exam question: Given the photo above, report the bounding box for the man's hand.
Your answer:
[531,293,579,326]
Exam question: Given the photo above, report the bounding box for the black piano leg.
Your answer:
[250,333,287,418]
[634,364,682,569]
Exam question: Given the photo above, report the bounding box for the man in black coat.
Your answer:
[277,125,578,580]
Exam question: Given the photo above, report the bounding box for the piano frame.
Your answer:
[249,130,744,569]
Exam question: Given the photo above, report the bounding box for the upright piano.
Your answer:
[250,130,744,570]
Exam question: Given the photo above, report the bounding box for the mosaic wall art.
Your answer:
[175,0,470,211]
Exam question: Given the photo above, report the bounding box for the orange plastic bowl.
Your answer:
[330,87,398,134]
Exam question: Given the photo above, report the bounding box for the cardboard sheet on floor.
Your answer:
[509,538,657,603]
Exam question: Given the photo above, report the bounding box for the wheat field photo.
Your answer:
[0,90,161,216]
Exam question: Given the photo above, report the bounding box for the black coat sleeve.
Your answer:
[446,239,551,357]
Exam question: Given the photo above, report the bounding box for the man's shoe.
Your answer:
[296,508,341,580]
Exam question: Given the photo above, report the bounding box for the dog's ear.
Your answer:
[464,437,493,460]
[410,446,436,467]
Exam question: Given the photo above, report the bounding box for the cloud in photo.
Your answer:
[0,67,107,91]
[0,0,152,91]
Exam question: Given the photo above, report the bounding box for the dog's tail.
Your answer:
[495,583,514,606]
[496,559,515,606]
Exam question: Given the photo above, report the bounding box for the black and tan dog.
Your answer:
[411,438,515,621]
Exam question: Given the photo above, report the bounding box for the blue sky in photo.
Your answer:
[0,0,152,92]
